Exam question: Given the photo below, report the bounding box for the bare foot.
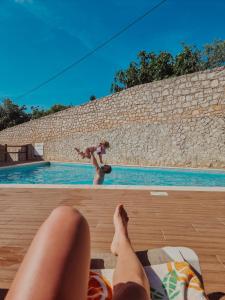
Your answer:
[111,204,130,256]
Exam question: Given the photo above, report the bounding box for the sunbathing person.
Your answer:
[5,204,151,300]
[75,140,110,164]
[91,152,112,185]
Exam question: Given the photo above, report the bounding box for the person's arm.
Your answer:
[91,152,100,171]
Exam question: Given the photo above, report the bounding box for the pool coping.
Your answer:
[0,161,48,170]
[0,161,225,192]
[0,184,224,191]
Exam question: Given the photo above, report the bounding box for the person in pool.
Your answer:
[91,152,112,185]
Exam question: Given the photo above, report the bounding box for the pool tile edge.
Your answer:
[0,184,224,192]
[0,161,49,170]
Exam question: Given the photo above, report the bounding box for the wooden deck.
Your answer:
[0,188,225,299]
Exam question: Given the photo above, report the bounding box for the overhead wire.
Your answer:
[15,0,168,100]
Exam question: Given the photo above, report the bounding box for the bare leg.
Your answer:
[75,147,85,159]
[111,205,151,300]
[6,206,90,300]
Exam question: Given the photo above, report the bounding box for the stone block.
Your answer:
[182,89,190,95]
[211,79,219,88]
[192,109,200,116]
[186,95,192,101]
[162,89,169,96]
[191,75,198,82]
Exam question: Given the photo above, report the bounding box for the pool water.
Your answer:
[0,162,225,187]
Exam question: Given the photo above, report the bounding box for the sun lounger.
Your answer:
[0,247,207,300]
[91,246,207,300]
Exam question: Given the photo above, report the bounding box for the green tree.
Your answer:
[138,50,153,84]
[0,100,72,130]
[30,106,46,119]
[89,95,97,101]
[111,62,140,93]
[173,44,202,76]
[111,51,174,92]
[0,99,30,130]
[147,52,174,81]
[48,104,70,114]
[110,41,224,92]
[31,104,71,119]
[203,40,225,69]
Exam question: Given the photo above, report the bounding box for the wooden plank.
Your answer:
[0,188,225,297]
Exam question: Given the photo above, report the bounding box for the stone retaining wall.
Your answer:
[0,67,224,167]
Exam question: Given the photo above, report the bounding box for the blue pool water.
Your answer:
[0,162,225,186]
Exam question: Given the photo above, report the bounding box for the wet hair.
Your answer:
[102,165,112,174]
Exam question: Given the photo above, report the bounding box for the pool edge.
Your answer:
[0,161,225,191]
[0,161,49,170]
[0,184,224,192]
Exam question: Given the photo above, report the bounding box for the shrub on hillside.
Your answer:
[111,40,225,92]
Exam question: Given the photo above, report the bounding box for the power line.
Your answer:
[15,0,168,100]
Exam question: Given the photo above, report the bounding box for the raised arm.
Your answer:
[91,152,100,171]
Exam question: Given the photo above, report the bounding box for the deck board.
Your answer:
[0,188,225,298]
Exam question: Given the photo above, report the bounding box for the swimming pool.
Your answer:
[0,162,225,187]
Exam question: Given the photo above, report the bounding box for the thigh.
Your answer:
[6,206,90,300]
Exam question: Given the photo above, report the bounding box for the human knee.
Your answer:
[50,206,88,228]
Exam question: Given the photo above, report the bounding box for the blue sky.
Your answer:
[0,0,225,109]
